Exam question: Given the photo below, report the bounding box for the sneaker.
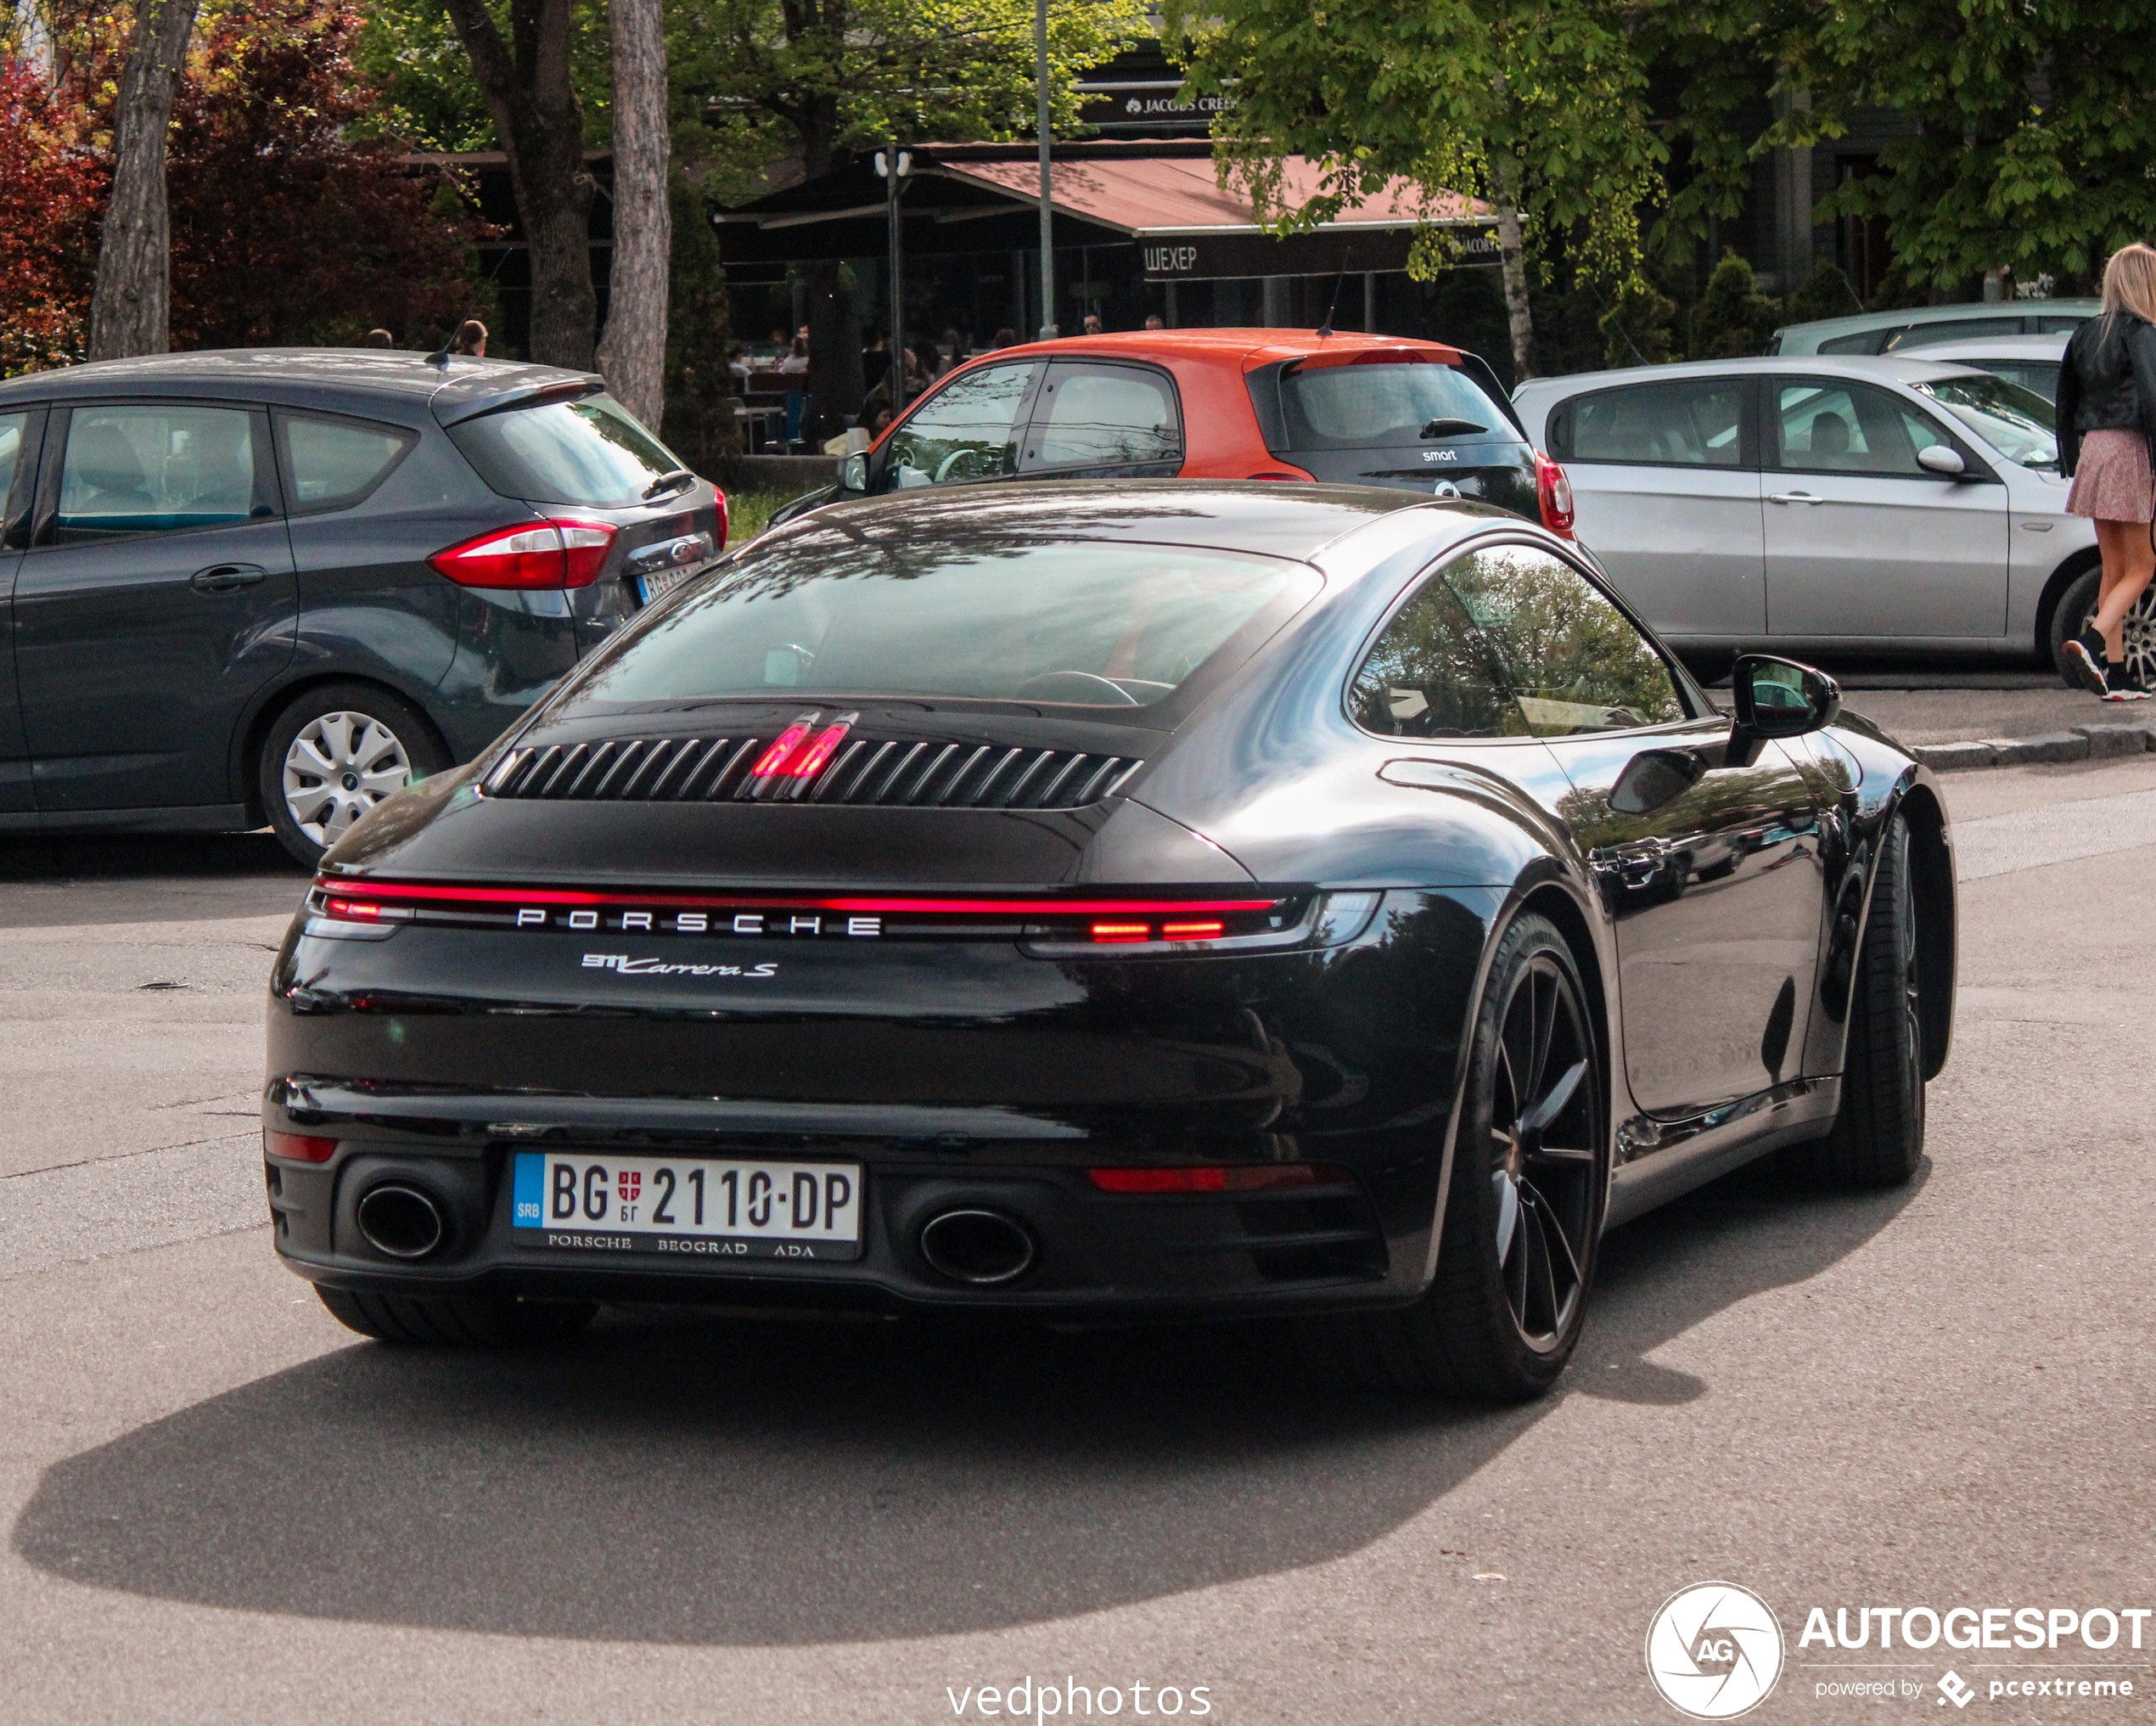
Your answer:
[2065,625,2109,693]
[2105,661,2153,701]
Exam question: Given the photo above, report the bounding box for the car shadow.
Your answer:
[11,1162,1923,1645]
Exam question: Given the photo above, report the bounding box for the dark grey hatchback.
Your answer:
[0,349,727,861]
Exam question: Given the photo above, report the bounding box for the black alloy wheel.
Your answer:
[1783,812,1925,1187]
[1300,911,1605,1400]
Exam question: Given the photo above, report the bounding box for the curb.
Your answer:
[1909,721,2156,773]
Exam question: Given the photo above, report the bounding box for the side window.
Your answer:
[1772,381,1930,477]
[278,413,415,514]
[54,404,261,543]
[1444,544,1687,736]
[884,362,1041,490]
[1349,572,1516,739]
[1025,363,1182,471]
[1818,331,1889,356]
[2035,316,2086,335]
[1566,380,1743,468]
[1880,318,2020,351]
[0,411,30,537]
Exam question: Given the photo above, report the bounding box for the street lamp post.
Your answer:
[876,143,912,411]
[1035,0,1055,338]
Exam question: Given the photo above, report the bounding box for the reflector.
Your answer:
[266,1129,338,1163]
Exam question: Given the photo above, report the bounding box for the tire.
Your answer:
[259,681,450,866]
[316,1286,598,1347]
[1785,812,1925,1187]
[1296,912,1606,1401]
[2047,564,2156,688]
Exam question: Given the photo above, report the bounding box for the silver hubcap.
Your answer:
[282,711,413,846]
[2083,587,2156,687]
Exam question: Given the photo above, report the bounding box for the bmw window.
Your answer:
[1913,374,2058,469]
[1558,380,1744,467]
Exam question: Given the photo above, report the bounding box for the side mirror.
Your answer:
[1728,654,1840,765]
[1609,747,1708,815]
[1917,444,1967,478]
[839,452,869,492]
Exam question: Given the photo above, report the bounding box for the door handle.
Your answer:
[1590,838,1668,885]
[189,563,267,593]
[1766,491,1822,505]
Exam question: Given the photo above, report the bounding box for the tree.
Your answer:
[1788,0,2156,292]
[669,0,1147,430]
[440,0,599,366]
[661,169,736,473]
[87,0,199,357]
[597,0,668,425]
[1169,0,1665,379]
[0,58,104,373]
[162,0,489,349]
[1686,250,1781,358]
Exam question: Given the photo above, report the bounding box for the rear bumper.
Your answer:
[263,886,1504,1316]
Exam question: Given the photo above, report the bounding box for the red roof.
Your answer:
[928,154,1483,237]
[954,329,1466,373]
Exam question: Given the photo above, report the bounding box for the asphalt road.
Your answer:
[3,761,2154,1725]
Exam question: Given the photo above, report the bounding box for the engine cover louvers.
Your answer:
[481,735,1143,810]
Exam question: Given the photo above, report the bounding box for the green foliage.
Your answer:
[668,0,1149,189]
[1168,0,1667,297]
[662,171,738,474]
[1784,258,1863,324]
[1599,277,1676,367]
[1687,250,1782,359]
[1788,0,2156,291]
[351,0,612,149]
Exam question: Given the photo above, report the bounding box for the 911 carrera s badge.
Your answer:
[582,953,778,977]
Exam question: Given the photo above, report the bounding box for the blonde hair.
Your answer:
[2101,244,2156,324]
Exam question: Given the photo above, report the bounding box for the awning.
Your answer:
[714,141,1492,278]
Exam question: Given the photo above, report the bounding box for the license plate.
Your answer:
[511,1151,863,1261]
[634,566,696,606]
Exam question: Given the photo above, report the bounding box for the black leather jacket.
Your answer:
[2058,310,2156,476]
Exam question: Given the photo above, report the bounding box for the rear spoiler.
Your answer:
[430,368,606,427]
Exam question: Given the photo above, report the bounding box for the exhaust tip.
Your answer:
[356,1183,446,1260]
[918,1209,1036,1286]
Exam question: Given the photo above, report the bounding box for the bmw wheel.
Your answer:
[2050,564,2156,688]
[260,682,449,865]
[1300,911,1606,1401]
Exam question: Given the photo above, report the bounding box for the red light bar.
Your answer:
[266,1128,338,1163]
[1091,921,1151,943]
[322,897,383,919]
[312,879,1283,917]
[750,720,816,777]
[1160,919,1225,940]
[1086,1165,1353,1195]
[785,718,851,779]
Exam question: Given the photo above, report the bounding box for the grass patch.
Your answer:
[725,487,817,544]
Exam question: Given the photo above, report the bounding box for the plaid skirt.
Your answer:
[2068,429,2155,522]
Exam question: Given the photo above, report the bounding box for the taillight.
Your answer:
[266,1128,338,1163]
[714,488,730,550]
[784,718,851,779]
[429,518,619,588]
[1534,451,1575,537]
[750,716,817,777]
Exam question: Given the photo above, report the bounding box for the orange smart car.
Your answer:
[775,328,1575,535]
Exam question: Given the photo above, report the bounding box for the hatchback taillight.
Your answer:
[1534,451,1575,538]
[429,518,618,588]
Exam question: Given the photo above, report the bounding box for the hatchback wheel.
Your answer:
[260,682,448,865]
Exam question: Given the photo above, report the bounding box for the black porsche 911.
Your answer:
[264,481,1956,1401]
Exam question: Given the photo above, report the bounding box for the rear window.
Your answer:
[1275,362,1508,451]
[570,538,1318,711]
[449,394,683,507]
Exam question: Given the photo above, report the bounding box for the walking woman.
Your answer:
[2059,243,2156,699]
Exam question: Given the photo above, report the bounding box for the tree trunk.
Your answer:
[596,0,668,425]
[87,0,199,359]
[1489,152,1534,383]
[804,261,864,444]
[442,0,597,368]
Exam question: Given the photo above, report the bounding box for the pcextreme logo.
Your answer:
[1647,1582,1786,1719]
